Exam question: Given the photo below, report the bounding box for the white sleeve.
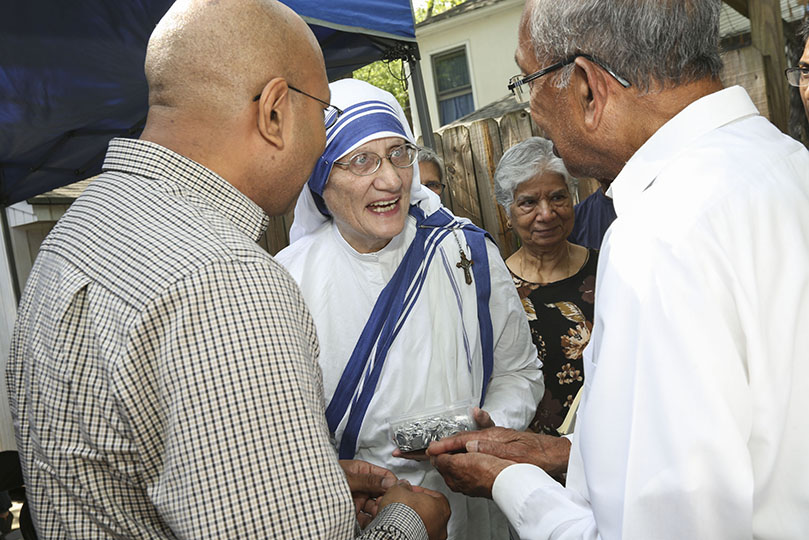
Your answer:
[493,464,600,540]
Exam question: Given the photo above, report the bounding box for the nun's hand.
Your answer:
[473,407,495,428]
[392,448,430,461]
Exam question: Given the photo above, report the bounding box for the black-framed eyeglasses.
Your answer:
[507,53,631,103]
[333,142,419,176]
[252,84,343,129]
[423,181,446,195]
[785,66,809,88]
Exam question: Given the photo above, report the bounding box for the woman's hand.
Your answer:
[392,448,430,461]
[473,407,495,428]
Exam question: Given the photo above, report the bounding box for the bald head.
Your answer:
[145,0,322,120]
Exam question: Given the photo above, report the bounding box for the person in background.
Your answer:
[786,17,809,121]
[567,179,615,250]
[429,0,809,537]
[0,490,11,535]
[417,146,447,198]
[6,0,449,538]
[494,137,596,440]
[276,78,543,540]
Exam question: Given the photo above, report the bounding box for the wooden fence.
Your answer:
[260,107,599,259]
[426,108,599,259]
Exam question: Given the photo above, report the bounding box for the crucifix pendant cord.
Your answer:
[451,230,474,285]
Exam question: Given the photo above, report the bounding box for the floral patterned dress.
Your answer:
[510,249,599,435]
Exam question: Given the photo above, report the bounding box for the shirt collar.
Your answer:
[607,86,759,216]
[102,138,270,241]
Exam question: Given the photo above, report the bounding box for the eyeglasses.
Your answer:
[508,53,631,103]
[785,66,809,87]
[423,181,446,195]
[252,84,343,129]
[333,143,419,176]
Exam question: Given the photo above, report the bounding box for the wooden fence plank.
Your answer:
[750,0,789,132]
[441,125,484,227]
[499,109,537,150]
[261,212,291,255]
[467,118,519,258]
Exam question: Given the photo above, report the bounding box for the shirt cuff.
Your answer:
[492,463,558,530]
[362,502,428,540]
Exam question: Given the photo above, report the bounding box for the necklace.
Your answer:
[452,230,474,285]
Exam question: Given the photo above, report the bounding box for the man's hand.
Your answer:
[428,427,571,476]
[378,480,451,540]
[339,459,397,527]
[429,450,513,498]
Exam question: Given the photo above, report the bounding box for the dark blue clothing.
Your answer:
[568,188,616,250]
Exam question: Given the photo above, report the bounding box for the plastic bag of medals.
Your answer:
[388,399,477,453]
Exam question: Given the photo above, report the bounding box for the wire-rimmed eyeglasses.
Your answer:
[423,181,446,195]
[785,66,809,88]
[507,53,632,103]
[333,142,419,176]
[252,85,343,129]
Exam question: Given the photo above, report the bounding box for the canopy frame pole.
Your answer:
[405,44,436,150]
[1,207,20,304]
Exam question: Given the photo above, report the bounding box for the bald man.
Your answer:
[6,0,449,538]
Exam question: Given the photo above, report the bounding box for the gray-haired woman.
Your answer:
[494,136,597,437]
[418,146,446,197]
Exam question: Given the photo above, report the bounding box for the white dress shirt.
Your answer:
[492,86,809,539]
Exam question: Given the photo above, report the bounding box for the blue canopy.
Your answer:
[0,0,417,206]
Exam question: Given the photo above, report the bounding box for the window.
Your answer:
[432,47,474,125]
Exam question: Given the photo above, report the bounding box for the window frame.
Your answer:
[431,45,475,125]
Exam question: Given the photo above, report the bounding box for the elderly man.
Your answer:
[787,18,809,120]
[6,0,450,538]
[429,0,809,538]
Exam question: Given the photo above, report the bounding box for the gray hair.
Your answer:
[418,146,445,182]
[528,0,723,93]
[494,137,576,217]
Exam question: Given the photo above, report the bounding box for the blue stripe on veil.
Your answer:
[325,205,495,459]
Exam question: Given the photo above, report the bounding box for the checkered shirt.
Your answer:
[6,138,427,540]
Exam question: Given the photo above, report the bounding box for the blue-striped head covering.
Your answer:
[288,79,437,243]
[307,82,411,216]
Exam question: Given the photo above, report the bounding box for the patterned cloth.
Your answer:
[510,249,598,434]
[6,138,426,540]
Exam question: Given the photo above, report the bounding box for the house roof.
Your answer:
[418,0,807,35]
[28,177,95,205]
[443,93,527,128]
[416,0,509,28]
[719,0,807,38]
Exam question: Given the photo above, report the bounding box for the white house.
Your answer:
[408,0,524,136]
[408,0,808,138]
